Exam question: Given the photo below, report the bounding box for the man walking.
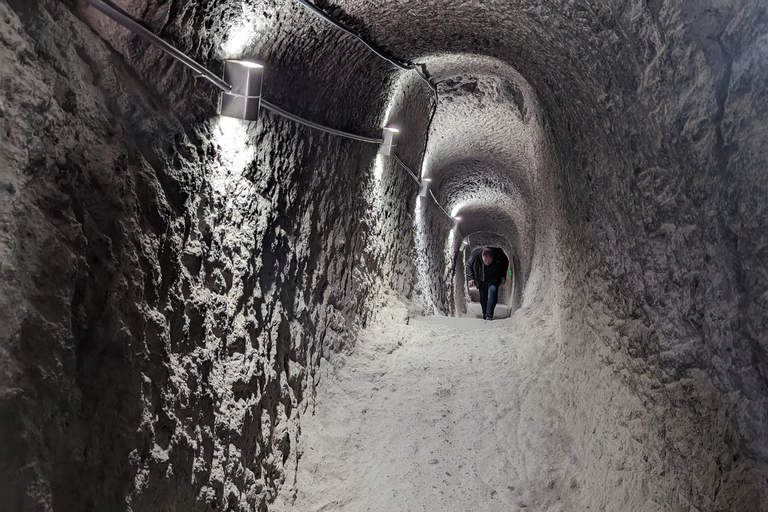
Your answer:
[466,246,509,320]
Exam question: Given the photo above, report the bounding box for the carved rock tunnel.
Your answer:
[1,0,767,510]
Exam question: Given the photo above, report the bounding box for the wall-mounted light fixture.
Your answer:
[219,60,264,121]
[379,127,400,157]
[87,0,266,121]
[85,0,385,138]
[419,177,432,197]
[86,0,466,225]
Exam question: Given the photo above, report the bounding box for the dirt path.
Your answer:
[275,307,577,511]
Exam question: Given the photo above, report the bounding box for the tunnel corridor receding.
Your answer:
[405,55,550,317]
[2,0,768,510]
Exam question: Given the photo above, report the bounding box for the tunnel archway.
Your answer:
[402,54,556,316]
[433,158,532,298]
[458,231,520,316]
[4,1,768,510]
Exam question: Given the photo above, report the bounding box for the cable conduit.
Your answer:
[261,100,384,143]
[429,189,453,219]
[292,1,445,222]
[294,0,438,101]
[86,0,232,92]
[393,155,421,184]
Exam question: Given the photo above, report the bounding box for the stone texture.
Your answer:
[1,0,767,510]
[1,1,419,510]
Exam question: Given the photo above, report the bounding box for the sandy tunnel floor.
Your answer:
[275,304,581,511]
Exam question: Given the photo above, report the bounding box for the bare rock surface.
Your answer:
[1,1,418,510]
[1,0,768,510]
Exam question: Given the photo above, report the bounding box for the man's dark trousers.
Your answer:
[478,282,499,319]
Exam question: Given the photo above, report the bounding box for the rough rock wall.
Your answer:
[547,2,768,501]
[2,0,767,509]
[0,0,421,510]
[324,0,768,507]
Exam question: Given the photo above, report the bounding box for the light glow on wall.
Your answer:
[373,152,385,185]
[220,3,269,58]
[211,116,256,197]
[382,76,408,128]
[446,227,459,262]
[207,116,271,326]
[447,203,466,256]
[363,154,387,246]
[413,195,439,314]
[420,153,432,181]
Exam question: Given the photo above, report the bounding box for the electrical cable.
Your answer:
[261,99,384,143]
[291,1,447,222]
[295,0,409,71]
[396,157,455,223]
[294,0,439,101]
[392,155,421,184]
[429,189,454,220]
[394,150,456,224]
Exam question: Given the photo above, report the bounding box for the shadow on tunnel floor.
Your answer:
[463,303,512,319]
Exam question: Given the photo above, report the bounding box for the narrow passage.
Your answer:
[276,305,578,511]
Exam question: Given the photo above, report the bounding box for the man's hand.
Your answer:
[468,279,475,288]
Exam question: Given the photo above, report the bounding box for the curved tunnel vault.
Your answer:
[3,0,768,510]
[407,54,551,316]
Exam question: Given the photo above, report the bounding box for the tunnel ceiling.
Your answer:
[415,55,543,287]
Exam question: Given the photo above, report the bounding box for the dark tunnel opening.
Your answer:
[458,233,519,318]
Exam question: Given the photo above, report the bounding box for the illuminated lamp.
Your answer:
[219,60,264,121]
[379,127,400,157]
[419,177,432,197]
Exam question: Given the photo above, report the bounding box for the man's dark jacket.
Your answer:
[466,247,509,286]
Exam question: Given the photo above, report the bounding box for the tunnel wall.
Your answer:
[2,0,767,510]
[0,0,425,510]
[413,194,454,314]
[327,0,768,507]
[452,249,467,315]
